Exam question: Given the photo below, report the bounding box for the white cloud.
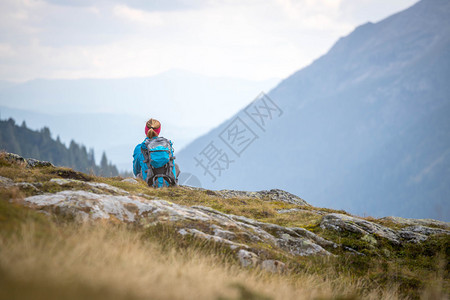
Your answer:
[0,43,15,57]
[0,0,418,82]
[113,4,164,26]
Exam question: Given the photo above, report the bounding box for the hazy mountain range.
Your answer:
[0,70,279,171]
[177,0,450,220]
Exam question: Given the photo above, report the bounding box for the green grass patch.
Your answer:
[0,196,52,238]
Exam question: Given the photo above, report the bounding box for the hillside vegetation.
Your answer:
[0,152,448,300]
[0,118,120,176]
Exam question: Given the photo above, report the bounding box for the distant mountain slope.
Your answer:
[177,0,450,220]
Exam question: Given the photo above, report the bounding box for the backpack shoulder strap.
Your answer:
[140,141,154,183]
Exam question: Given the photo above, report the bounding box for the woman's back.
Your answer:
[133,119,179,187]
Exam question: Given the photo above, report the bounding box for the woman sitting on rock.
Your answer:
[133,118,180,187]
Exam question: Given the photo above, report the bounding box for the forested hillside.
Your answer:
[0,118,119,176]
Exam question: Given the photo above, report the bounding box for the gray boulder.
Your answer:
[26,158,53,168]
[261,260,286,274]
[237,250,259,267]
[381,216,449,229]
[0,176,14,188]
[320,213,401,244]
[188,187,310,206]
[320,213,450,244]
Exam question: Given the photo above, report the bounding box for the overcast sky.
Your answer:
[1,0,418,82]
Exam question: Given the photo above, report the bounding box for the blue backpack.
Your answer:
[141,137,177,188]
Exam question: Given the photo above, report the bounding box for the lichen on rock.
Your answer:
[320,213,450,244]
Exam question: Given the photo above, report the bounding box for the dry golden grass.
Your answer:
[0,217,413,300]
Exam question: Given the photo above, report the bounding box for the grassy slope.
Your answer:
[0,153,448,300]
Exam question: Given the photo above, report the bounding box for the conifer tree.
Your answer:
[0,118,122,177]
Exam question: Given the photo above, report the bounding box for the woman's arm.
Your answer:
[132,145,141,176]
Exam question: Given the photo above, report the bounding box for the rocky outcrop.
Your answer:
[121,178,139,184]
[24,187,331,259]
[50,178,131,195]
[0,176,14,188]
[9,175,450,267]
[237,249,259,267]
[186,187,309,206]
[320,213,450,244]
[277,208,326,215]
[23,181,335,268]
[380,216,450,229]
[2,152,53,168]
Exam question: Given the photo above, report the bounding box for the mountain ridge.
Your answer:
[177,0,450,221]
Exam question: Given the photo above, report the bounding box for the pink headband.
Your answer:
[145,125,161,136]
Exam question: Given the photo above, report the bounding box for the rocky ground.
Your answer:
[0,152,449,299]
